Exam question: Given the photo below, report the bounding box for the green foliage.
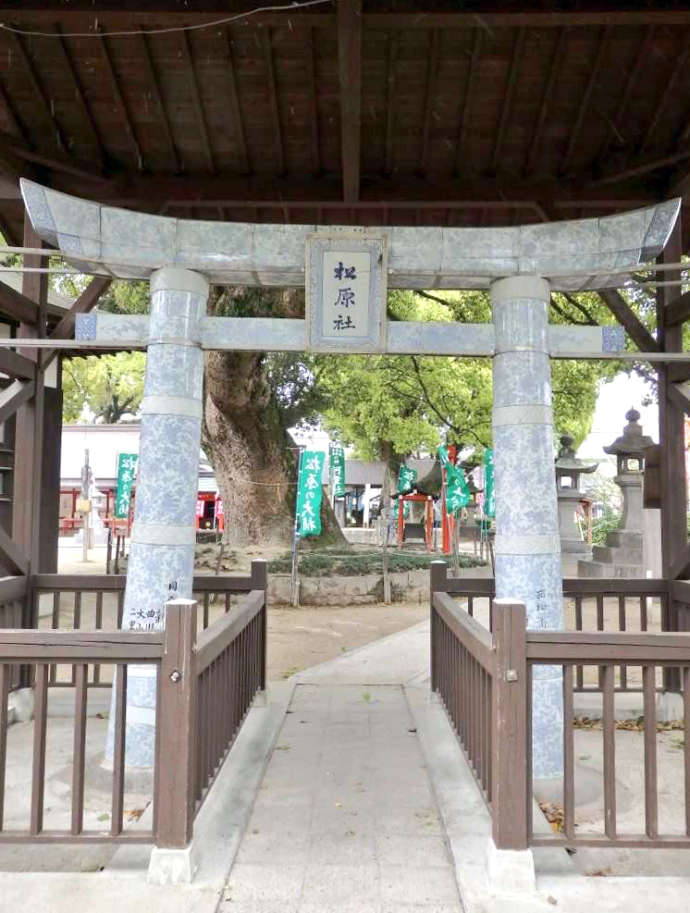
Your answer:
[62,352,145,423]
[267,548,484,577]
[591,505,622,547]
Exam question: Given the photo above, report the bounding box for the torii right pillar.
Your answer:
[491,274,563,781]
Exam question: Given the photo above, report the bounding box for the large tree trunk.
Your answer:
[202,287,345,549]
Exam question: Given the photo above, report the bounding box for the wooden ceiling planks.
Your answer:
[0,5,689,243]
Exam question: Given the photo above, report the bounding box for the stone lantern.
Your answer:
[555,433,597,555]
[579,407,655,577]
[604,407,654,537]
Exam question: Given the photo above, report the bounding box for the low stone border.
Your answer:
[269,564,492,606]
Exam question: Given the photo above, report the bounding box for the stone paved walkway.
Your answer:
[224,683,464,913]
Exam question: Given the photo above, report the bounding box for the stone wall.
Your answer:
[268,564,492,606]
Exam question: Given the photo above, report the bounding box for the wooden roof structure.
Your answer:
[0,2,690,244]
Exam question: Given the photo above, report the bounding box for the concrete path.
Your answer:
[224,683,463,913]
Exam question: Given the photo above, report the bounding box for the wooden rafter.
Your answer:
[384,30,399,176]
[53,25,105,169]
[492,27,525,172]
[638,31,690,156]
[261,29,284,177]
[224,31,250,175]
[591,148,690,188]
[337,0,362,203]
[8,31,71,155]
[524,27,567,176]
[139,33,180,173]
[599,289,659,352]
[455,28,482,177]
[667,380,690,415]
[180,31,215,174]
[0,379,35,425]
[306,28,320,176]
[0,74,29,145]
[0,348,35,380]
[594,25,655,170]
[97,30,143,170]
[0,280,38,324]
[560,25,611,175]
[419,29,440,174]
[0,523,28,577]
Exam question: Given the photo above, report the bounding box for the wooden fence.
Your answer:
[431,562,690,851]
[0,562,267,849]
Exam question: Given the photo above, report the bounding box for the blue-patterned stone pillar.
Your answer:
[491,274,564,780]
[107,267,208,767]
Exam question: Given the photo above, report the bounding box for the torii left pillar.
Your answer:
[107,267,209,766]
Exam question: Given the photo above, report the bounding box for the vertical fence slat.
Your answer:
[563,664,575,840]
[30,664,49,835]
[111,664,127,837]
[685,667,690,837]
[575,596,583,689]
[71,663,88,835]
[0,664,8,830]
[602,663,616,839]
[643,664,658,839]
[640,595,648,632]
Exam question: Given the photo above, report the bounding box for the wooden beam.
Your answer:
[384,30,399,176]
[0,523,28,577]
[0,73,30,146]
[337,0,362,203]
[0,280,38,324]
[224,30,250,175]
[419,29,440,174]
[180,31,215,174]
[0,129,106,183]
[455,28,482,177]
[306,27,320,176]
[261,29,284,177]
[97,30,143,170]
[560,25,611,175]
[525,27,567,176]
[667,381,690,415]
[590,148,690,188]
[670,542,690,582]
[139,33,180,172]
[52,24,106,169]
[664,289,690,327]
[599,290,659,352]
[0,349,36,380]
[493,27,525,172]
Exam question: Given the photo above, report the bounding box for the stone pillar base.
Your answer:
[486,837,536,895]
[147,844,198,885]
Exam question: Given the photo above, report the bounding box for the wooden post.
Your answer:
[155,598,197,849]
[658,219,685,693]
[430,560,448,693]
[251,559,268,690]
[491,598,528,850]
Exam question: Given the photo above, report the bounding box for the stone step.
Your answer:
[606,530,642,549]
[592,545,643,565]
[577,559,643,579]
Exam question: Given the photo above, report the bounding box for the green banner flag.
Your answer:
[397,464,418,493]
[114,453,138,519]
[437,446,470,515]
[483,448,495,518]
[296,450,325,537]
[329,443,346,497]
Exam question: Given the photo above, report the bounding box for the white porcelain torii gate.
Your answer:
[19,179,681,779]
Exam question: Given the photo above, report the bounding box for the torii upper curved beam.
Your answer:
[20,179,681,292]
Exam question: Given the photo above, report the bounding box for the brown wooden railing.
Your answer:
[0,561,268,849]
[431,562,690,851]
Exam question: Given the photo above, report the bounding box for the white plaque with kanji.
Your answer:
[306,232,387,353]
